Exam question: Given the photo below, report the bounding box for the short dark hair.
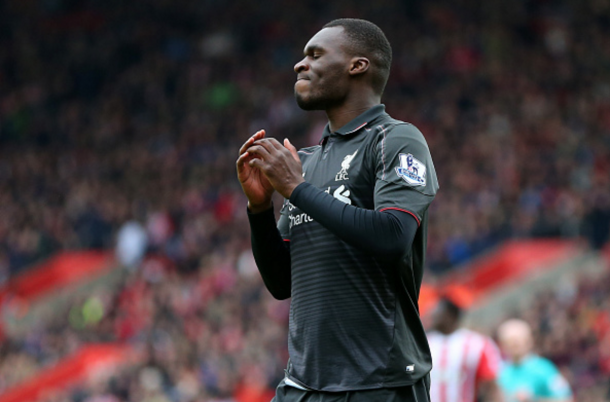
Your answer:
[440,297,463,320]
[323,18,392,96]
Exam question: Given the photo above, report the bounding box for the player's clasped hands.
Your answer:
[236,130,304,212]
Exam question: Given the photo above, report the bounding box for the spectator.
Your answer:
[498,319,573,402]
[116,218,148,269]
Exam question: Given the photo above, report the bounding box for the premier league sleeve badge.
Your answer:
[395,153,426,186]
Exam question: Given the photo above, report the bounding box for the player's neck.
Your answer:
[511,353,530,365]
[438,326,458,336]
[325,96,380,133]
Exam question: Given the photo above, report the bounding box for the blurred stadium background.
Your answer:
[0,0,609,401]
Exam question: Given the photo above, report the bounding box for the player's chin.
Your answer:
[294,92,320,111]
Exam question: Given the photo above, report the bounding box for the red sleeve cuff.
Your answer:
[379,207,421,226]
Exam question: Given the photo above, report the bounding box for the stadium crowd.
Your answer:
[1,0,610,400]
[2,0,610,279]
[0,252,290,401]
[519,269,610,401]
[1,252,609,401]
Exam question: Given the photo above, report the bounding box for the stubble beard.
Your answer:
[294,86,345,112]
[295,90,325,111]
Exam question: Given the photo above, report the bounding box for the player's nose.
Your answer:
[294,58,309,73]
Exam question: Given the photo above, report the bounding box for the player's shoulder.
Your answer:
[525,355,571,395]
[526,355,559,372]
[517,355,560,379]
[425,330,446,350]
[298,145,320,161]
[426,330,442,340]
[459,328,488,343]
[454,328,494,348]
[373,118,429,147]
[463,328,495,341]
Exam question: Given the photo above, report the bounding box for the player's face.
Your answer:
[430,305,445,328]
[499,331,532,361]
[293,27,351,111]
[430,302,453,332]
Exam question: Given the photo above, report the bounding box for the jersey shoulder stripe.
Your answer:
[298,145,320,163]
[298,145,320,154]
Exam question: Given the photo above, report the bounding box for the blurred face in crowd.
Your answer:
[429,299,460,334]
[430,301,449,331]
[294,27,352,111]
[498,319,533,362]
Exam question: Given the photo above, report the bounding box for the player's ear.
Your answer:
[349,57,370,76]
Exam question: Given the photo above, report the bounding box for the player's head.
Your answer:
[497,319,533,362]
[293,18,392,111]
[430,296,462,334]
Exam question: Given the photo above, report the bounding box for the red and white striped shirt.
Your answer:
[428,328,501,402]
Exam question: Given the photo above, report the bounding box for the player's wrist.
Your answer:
[247,200,273,214]
[282,178,306,199]
[287,180,311,203]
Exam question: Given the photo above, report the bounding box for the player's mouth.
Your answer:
[295,76,310,91]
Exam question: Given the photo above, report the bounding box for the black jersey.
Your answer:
[276,105,439,391]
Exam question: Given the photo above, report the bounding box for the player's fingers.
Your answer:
[252,138,279,154]
[284,138,300,162]
[238,137,255,156]
[247,144,272,160]
[239,130,265,155]
[236,152,250,169]
[248,157,265,170]
[265,137,285,150]
[254,137,283,152]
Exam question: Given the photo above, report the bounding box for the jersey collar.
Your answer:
[321,104,386,140]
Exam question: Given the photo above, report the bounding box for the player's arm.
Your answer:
[476,338,505,402]
[372,123,438,239]
[538,362,573,402]
[479,379,505,402]
[289,182,418,260]
[238,130,291,300]
[248,205,292,300]
[247,137,418,260]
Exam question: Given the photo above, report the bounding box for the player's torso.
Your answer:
[299,131,377,210]
[500,363,539,402]
[499,356,558,402]
[428,329,486,402]
[284,123,416,389]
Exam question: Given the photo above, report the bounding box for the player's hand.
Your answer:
[246,137,304,199]
[237,130,275,213]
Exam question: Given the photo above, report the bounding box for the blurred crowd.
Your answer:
[1,0,610,279]
[1,0,610,400]
[514,267,610,401]
[0,251,290,401]
[1,250,608,401]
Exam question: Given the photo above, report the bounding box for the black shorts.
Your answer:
[272,376,430,402]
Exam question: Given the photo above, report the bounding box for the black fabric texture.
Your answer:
[247,205,291,300]
[272,376,431,402]
[290,181,418,261]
